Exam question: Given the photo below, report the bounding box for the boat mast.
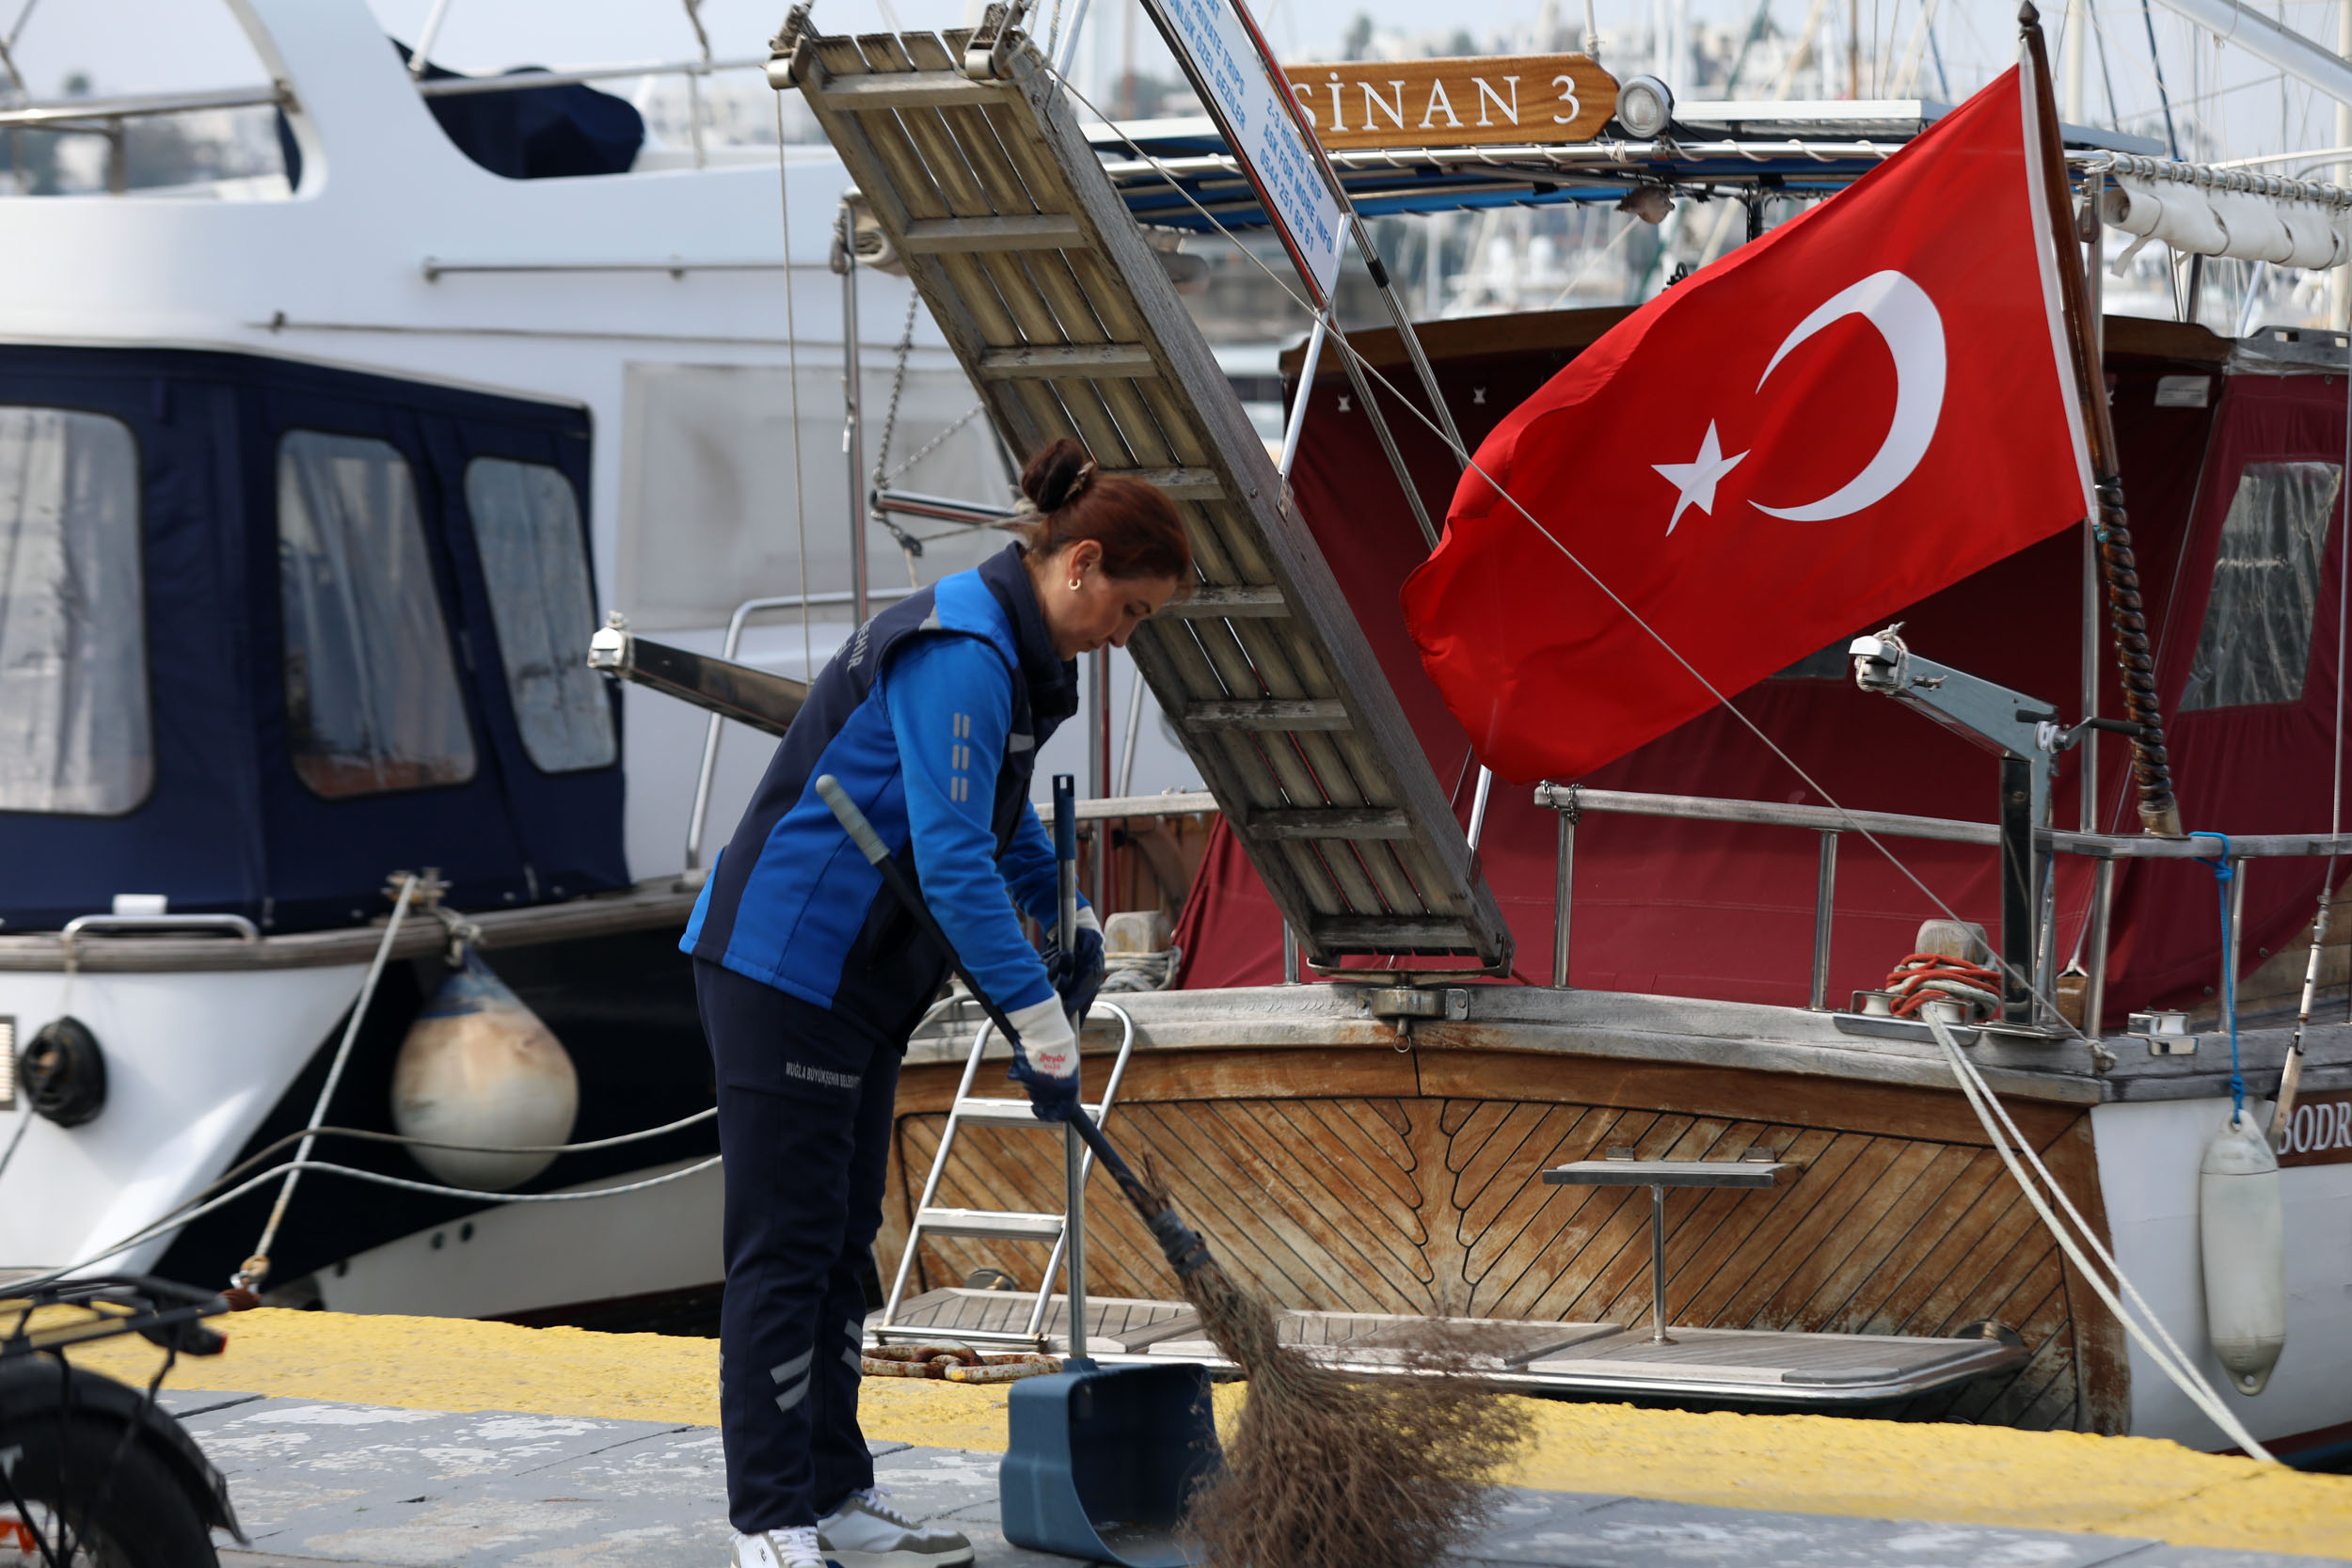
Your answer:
[2022,2,2185,838]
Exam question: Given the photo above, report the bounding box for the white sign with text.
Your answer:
[1146,0,1347,306]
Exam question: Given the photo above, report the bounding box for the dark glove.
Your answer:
[1046,910,1106,1022]
[1005,996,1080,1122]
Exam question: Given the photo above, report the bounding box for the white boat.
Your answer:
[0,0,1180,1330]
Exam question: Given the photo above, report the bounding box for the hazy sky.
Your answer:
[0,0,2034,92]
[5,0,2342,164]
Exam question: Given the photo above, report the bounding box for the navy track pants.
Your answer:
[696,957,903,1534]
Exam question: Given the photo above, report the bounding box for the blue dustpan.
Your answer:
[999,1360,1220,1566]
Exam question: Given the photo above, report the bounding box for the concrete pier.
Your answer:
[68,1310,2352,1566]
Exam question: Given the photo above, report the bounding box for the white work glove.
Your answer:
[1006,995,1080,1120]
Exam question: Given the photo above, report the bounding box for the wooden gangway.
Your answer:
[784,18,1512,969]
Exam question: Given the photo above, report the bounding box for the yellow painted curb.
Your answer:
[66,1309,2352,1559]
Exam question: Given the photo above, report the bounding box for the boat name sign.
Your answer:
[1145,0,1347,306]
[1284,55,1621,149]
[2276,1088,2352,1167]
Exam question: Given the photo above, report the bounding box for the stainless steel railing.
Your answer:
[0,84,294,196]
[57,914,262,955]
[411,56,770,98]
[1534,782,2352,1033]
[680,588,917,873]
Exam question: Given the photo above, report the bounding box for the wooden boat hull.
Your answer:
[882,1031,2125,1433]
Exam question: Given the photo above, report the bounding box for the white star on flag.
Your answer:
[1653,421,1749,535]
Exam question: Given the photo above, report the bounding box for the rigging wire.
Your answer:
[2137,0,2183,157]
[774,91,816,681]
[2092,1,2121,129]
[1030,52,2278,1447]
[1039,57,2122,1034]
[4,0,38,54]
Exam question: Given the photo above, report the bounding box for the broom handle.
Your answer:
[814,775,1198,1243]
[1052,771,1088,1359]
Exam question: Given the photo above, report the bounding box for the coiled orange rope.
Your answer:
[1884,951,2003,1021]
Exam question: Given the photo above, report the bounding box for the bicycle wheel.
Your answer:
[0,1405,218,1568]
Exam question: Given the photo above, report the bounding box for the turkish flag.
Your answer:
[1400,65,2094,784]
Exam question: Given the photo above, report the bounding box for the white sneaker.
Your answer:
[730,1526,826,1568]
[817,1487,976,1567]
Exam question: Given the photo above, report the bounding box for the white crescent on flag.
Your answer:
[1750,270,1948,522]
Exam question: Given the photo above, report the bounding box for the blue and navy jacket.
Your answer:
[683,545,1080,1039]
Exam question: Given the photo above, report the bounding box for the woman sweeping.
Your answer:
[682,438,1191,1568]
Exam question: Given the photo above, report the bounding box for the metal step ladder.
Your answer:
[874,1002,1138,1353]
[782,15,1513,973]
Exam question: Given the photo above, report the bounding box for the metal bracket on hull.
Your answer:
[1851,628,2062,1028]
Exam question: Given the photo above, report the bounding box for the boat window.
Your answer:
[465,458,616,773]
[0,407,151,815]
[277,432,477,797]
[2180,461,2343,713]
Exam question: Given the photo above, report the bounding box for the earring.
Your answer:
[1068,578,1082,591]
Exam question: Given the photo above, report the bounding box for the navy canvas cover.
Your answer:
[0,345,625,932]
[277,44,645,191]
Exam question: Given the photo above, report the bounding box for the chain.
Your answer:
[882,402,990,487]
[869,293,920,485]
[868,291,992,489]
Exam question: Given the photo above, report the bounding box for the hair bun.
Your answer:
[1010,436,1193,586]
[1020,437,1098,514]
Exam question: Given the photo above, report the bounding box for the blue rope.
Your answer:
[2189,832,2247,1124]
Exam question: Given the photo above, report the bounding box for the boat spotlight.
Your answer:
[1614,74,1675,140]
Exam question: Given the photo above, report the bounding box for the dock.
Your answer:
[64,1308,2352,1565]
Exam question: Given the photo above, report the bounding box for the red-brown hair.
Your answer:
[1014,438,1193,586]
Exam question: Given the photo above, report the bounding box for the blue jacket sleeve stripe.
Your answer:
[882,637,1057,1015]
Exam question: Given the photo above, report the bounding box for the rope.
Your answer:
[237,875,418,1291]
[2189,831,2248,1124]
[0,1102,33,1192]
[167,1109,720,1238]
[1100,944,1182,992]
[13,1156,723,1300]
[1883,952,2003,1021]
[1923,1009,2276,1462]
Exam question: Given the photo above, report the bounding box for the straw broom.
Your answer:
[816,777,1529,1566]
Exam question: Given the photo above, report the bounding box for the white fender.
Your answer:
[2199,1112,2286,1397]
[391,951,580,1192]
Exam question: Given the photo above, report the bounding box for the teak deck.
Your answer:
[871,1286,2026,1404]
[786,21,1511,968]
